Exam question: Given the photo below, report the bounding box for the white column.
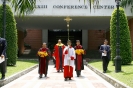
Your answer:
[42,29,48,44]
[82,30,88,50]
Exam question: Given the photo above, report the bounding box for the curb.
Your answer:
[86,63,131,88]
[0,64,38,87]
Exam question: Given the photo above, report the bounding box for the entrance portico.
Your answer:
[0,0,132,55]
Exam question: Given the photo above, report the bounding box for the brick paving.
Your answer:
[1,61,114,88]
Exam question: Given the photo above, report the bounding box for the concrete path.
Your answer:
[1,63,114,88]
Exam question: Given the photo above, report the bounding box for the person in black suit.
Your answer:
[99,39,110,73]
[0,37,7,80]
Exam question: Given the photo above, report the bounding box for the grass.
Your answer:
[6,59,38,77]
[88,59,133,87]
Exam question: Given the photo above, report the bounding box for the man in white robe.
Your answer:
[63,40,76,81]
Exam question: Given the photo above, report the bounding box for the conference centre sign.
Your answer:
[29,0,132,16]
[35,5,115,9]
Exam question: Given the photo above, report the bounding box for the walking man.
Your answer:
[63,40,75,81]
[37,43,51,78]
[99,39,110,73]
[53,39,65,72]
[74,40,84,77]
[0,37,7,80]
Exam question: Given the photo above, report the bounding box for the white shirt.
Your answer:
[63,46,76,67]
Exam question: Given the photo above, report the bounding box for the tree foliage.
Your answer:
[7,0,36,16]
[110,7,132,65]
[0,5,18,66]
[79,0,99,12]
[121,0,133,12]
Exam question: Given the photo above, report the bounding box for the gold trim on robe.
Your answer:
[56,43,64,46]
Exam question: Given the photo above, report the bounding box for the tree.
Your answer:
[121,0,133,13]
[110,7,132,65]
[6,0,36,16]
[0,5,18,66]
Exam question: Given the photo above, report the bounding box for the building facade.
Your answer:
[0,0,133,56]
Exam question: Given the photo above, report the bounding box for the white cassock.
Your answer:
[63,46,76,78]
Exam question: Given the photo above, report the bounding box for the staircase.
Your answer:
[19,49,38,59]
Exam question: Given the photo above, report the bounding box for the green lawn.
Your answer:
[6,59,38,77]
[88,60,133,87]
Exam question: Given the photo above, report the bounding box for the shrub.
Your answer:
[0,5,18,66]
[110,7,132,65]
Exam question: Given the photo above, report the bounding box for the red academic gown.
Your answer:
[74,45,84,76]
[53,43,65,71]
[63,46,75,79]
[38,48,50,75]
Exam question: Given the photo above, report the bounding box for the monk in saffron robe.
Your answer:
[63,40,76,81]
[74,40,85,77]
[53,39,65,72]
[38,43,50,78]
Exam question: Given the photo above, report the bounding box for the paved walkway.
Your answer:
[1,63,114,88]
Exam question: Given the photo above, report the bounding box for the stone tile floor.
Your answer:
[1,64,115,88]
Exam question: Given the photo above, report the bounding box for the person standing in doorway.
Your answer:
[52,49,56,68]
[74,40,84,77]
[63,40,75,81]
[53,39,65,72]
[37,43,51,78]
[99,39,110,73]
[0,37,7,80]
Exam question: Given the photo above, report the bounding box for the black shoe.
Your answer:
[45,74,47,77]
[103,71,106,73]
[0,76,5,80]
[39,74,42,78]
[57,70,60,72]
[69,78,71,80]
[61,70,63,72]
[65,78,67,81]
[77,75,79,77]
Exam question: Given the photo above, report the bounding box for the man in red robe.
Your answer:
[63,40,75,81]
[53,39,65,72]
[37,43,50,78]
[74,40,84,77]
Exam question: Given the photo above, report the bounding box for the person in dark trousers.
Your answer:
[52,49,56,68]
[0,37,7,80]
[37,43,51,78]
[99,39,110,73]
[74,40,84,77]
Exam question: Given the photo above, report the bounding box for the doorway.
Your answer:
[48,29,82,50]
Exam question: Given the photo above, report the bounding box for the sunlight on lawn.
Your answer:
[89,60,133,87]
[6,60,38,77]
